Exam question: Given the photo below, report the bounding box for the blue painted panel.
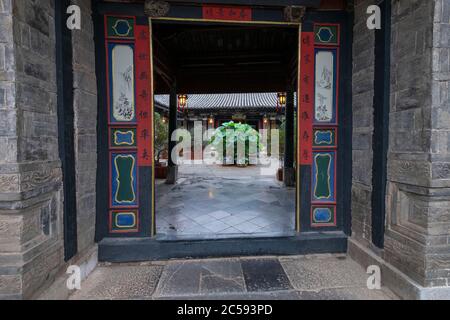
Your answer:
[317,28,333,42]
[313,208,332,223]
[111,152,138,207]
[312,151,336,202]
[110,210,138,233]
[314,129,335,146]
[116,212,136,228]
[116,130,134,145]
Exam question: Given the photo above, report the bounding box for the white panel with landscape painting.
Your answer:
[112,44,135,122]
[315,51,334,123]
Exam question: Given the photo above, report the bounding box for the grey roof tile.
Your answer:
[154,93,296,111]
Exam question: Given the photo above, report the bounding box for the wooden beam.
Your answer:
[154,65,173,88]
[163,0,321,7]
[179,52,286,66]
[96,1,319,23]
[175,74,287,93]
[179,62,284,73]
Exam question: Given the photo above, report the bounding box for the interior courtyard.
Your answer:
[1,0,450,301]
[152,23,299,239]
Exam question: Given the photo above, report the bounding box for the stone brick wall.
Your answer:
[425,0,450,287]
[0,0,97,299]
[351,0,375,246]
[352,0,450,291]
[72,0,97,256]
[384,0,450,288]
[0,0,20,299]
[0,0,64,299]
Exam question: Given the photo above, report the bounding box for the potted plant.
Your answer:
[154,112,169,179]
[210,121,262,166]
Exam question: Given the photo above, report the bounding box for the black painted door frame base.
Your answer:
[98,233,347,262]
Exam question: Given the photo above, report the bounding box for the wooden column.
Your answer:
[284,89,295,187]
[166,86,178,184]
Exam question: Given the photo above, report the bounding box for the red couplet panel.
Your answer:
[299,32,315,166]
[135,25,153,167]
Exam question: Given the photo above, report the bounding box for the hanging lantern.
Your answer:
[263,114,269,125]
[277,92,287,113]
[178,94,188,112]
[208,115,214,125]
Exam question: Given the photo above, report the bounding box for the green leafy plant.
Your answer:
[210,121,262,166]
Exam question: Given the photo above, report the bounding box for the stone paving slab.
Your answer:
[154,259,246,297]
[241,258,292,292]
[154,288,395,301]
[70,264,164,300]
[295,287,398,300]
[279,254,368,291]
[154,290,303,300]
[70,255,397,300]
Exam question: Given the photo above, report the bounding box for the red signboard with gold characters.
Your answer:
[299,32,314,165]
[135,25,153,167]
[202,5,252,21]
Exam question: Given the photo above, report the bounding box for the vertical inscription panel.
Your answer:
[299,22,341,231]
[104,16,153,236]
[299,32,314,166]
[135,25,153,167]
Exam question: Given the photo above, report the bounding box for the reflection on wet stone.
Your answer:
[156,164,295,238]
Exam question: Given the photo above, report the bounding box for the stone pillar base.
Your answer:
[348,238,450,300]
[36,245,98,300]
[284,167,295,187]
[166,166,178,185]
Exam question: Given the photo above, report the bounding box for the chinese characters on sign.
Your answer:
[135,25,153,167]
[202,5,252,22]
[299,32,314,165]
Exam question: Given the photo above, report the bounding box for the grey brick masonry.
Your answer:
[350,0,450,299]
[0,0,97,299]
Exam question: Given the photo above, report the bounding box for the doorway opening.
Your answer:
[152,22,299,239]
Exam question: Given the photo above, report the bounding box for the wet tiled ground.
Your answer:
[156,165,296,238]
[70,255,398,300]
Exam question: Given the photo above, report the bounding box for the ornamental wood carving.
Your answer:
[284,6,305,23]
[144,0,170,17]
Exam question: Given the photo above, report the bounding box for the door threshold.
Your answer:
[155,231,297,242]
[98,232,348,262]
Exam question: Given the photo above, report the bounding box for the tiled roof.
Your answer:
[154,93,295,111]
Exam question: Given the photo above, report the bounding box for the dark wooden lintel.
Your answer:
[163,0,321,7]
